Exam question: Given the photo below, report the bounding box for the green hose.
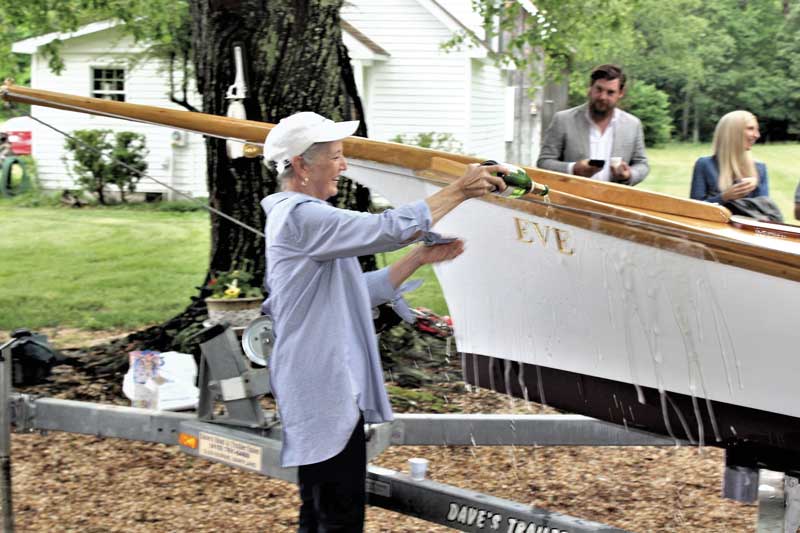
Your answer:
[0,157,31,196]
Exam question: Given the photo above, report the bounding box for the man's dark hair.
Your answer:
[589,64,626,90]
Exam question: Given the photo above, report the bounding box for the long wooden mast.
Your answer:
[1,82,273,142]
[2,80,733,223]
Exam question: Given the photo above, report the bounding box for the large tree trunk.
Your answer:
[190,0,369,280]
[81,0,372,372]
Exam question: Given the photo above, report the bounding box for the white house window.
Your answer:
[92,68,126,101]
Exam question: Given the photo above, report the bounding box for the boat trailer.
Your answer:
[0,328,798,533]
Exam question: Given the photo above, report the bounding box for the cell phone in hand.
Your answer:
[588,159,605,168]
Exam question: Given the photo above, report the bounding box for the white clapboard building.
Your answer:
[13,1,541,198]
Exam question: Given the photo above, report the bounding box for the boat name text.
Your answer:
[513,217,575,256]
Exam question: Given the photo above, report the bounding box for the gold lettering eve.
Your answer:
[514,217,575,256]
[533,223,551,245]
[554,228,574,255]
[514,217,534,243]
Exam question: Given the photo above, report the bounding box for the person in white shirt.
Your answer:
[537,64,649,186]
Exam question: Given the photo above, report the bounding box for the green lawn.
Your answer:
[377,251,449,316]
[0,142,796,332]
[0,206,209,330]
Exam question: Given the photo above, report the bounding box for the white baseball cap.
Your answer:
[263,111,359,173]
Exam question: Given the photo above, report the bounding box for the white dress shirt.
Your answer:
[588,109,617,181]
[568,108,618,181]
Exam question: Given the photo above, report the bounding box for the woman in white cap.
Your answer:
[261,111,505,532]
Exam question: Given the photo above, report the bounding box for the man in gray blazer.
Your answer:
[537,64,649,186]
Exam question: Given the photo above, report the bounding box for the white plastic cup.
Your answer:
[610,157,622,169]
[408,458,429,480]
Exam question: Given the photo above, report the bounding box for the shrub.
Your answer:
[390,132,464,153]
[205,260,262,299]
[621,82,673,147]
[63,129,148,204]
[109,131,148,201]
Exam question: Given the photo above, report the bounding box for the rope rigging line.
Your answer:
[29,114,265,238]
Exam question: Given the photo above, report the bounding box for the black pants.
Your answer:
[297,416,366,533]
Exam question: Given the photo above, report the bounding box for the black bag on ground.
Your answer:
[9,329,64,386]
[725,196,784,223]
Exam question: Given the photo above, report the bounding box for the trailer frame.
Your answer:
[1,329,798,532]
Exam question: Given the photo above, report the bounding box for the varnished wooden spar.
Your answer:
[421,158,800,282]
[1,82,273,142]
[2,81,729,223]
[429,154,731,223]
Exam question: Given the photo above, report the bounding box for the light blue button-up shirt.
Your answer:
[261,192,432,467]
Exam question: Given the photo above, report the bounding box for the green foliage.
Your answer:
[386,384,446,409]
[622,82,672,147]
[665,0,800,141]
[446,0,637,86]
[589,0,799,141]
[0,0,190,113]
[63,129,148,204]
[109,131,147,199]
[63,129,112,203]
[205,260,262,299]
[466,0,798,142]
[390,132,464,154]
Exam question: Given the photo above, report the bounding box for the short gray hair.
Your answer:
[277,142,332,185]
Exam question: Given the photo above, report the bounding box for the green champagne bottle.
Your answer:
[480,160,549,199]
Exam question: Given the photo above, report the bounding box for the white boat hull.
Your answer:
[348,159,800,427]
[5,78,794,468]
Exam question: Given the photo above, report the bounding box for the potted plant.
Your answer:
[204,263,263,327]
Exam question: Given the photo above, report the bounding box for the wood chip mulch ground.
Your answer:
[7,332,758,532]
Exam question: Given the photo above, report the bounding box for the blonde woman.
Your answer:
[690,110,769,204]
